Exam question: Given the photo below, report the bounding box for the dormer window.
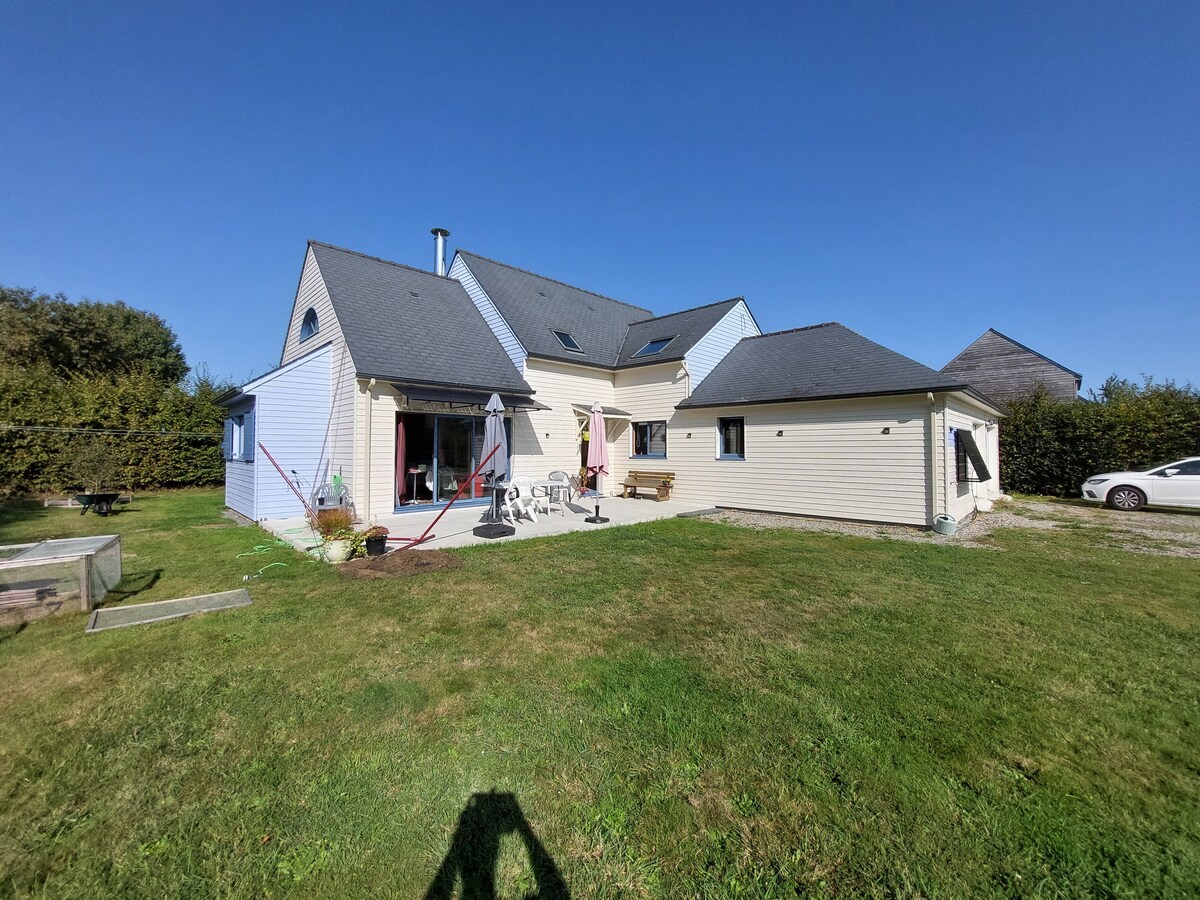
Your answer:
[552,330,583,353]
[300,308,319,341]
[632,336,676,358]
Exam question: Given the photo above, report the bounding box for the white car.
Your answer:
[1081,457,1200,510]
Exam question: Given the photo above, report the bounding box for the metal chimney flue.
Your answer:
[431,227,450,276]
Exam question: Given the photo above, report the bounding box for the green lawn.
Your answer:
[0,490,1197,898]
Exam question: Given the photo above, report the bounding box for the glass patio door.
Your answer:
[434,416,477,502]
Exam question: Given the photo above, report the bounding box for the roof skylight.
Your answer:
[552,330,584,353]
[632,336,676,358]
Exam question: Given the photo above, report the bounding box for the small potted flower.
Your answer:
[363,525,389,557]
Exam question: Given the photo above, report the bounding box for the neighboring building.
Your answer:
[941,328,1082,402]
[220,232,1004,528]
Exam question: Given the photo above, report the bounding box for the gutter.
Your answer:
[928,392,940,527]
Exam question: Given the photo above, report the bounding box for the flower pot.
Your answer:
[365,535,387,556]
[324,539,352,563]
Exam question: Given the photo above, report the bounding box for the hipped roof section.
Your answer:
[678,322,1004,411]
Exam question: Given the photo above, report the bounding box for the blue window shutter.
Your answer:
[222,419,233,461]
[242,409,256,461]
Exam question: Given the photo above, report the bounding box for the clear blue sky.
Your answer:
[2,1,1197,391]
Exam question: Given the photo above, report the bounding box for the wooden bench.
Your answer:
[622,470,675,501]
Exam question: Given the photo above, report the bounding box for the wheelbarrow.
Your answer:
[74,492,121,516]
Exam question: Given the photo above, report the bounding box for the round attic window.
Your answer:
[300,307,319,341]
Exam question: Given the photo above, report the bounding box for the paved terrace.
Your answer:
[264,495,714,553]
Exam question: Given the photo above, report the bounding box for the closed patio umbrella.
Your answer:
[473,393,515,538]
[585,401,610,524]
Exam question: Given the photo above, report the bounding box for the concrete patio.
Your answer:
[264,494,715,553]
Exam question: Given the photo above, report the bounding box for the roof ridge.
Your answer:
[308,239,459,282]
[745,321,842,340]
[456,248,652,314]
[625,296,743,326]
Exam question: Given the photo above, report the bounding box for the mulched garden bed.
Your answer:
[339,549,463,579]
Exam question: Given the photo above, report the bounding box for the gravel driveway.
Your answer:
[705,498,1200,558]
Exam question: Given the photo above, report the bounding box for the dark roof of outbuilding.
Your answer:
[614,298,751,368]
[454,250,651,368]
[309,241,533,394]
[678,322,1001,409]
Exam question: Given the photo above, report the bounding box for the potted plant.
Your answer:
[315,508,355,563]
[362,525,389,556]
[71,440,121,515]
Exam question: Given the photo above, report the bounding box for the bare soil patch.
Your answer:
[339,549,463,579]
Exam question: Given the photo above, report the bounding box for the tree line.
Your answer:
[0,286,229,496]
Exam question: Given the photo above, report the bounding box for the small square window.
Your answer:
[632,336,676,358]
[551,330,583,352]
[718,417,744,459]
[632,421,667,458]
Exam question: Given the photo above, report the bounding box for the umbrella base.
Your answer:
[473,523,516,539]
[584,516,610,524]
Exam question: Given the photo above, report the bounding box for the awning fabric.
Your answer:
[394,383,549,411]
[571,403,633,420]
[957,430,992,482]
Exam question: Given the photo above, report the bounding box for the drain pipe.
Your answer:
[927,392,938,527]
[363,378,376,520]
[680,360,692,398]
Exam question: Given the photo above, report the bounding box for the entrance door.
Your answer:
[435,416,476,502]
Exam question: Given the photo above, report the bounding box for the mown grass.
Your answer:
[0,490,1197,898]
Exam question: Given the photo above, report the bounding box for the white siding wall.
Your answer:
[279,247,355,493]
[942,396,1002,522]
[254,344,334,520]
[685,300,760,387]
[449,254,527,371]
[667,396,933,526]
[513,359,617,482]
[611,362,689,486]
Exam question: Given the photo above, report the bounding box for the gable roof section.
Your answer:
[678,323,997,409]
[614,298,747,368]
[942,328,1082,380]
[308,242,532,394]
[454,250,651,368]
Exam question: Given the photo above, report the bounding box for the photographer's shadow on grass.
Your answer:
[425,790,569,899]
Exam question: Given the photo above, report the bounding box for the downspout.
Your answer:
[362,378,376,521]
[927,392,938,527]
[680,360,692,398]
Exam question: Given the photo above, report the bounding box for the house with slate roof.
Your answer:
[219,231,1004,528]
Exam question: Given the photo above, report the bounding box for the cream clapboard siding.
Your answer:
[254,344,334,520]
[448,254,527,370]
[514,359,616,481]
[684,300,759,387]
[942,395,1002,521]
[611,362,689,485]
[667,396,933,525]
[279,246,356,492]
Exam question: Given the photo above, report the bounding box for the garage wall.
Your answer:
[941,395,1002,522]
[668,395,933,526]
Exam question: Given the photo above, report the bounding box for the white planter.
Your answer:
[324,539,352,563]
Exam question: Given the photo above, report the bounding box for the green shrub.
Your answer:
[1000,377,1200,496]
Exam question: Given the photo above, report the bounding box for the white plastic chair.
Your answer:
[503,477,539,524]
[545,471,571,515]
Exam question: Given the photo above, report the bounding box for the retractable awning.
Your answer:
[394,383,549,411]
[571,403,633,420]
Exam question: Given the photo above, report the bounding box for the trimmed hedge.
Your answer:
[1000,378,1200,497]
[0,364,227,495]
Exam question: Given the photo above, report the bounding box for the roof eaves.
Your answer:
[676,385,965,410]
